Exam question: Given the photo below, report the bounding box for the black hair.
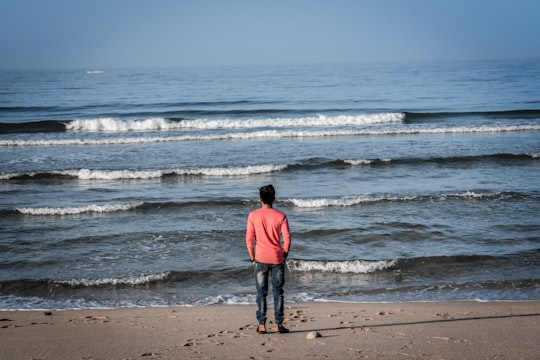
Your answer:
[259,184,276,205]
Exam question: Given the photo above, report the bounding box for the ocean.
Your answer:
[0,60,539,309]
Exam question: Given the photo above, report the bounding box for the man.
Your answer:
[246,184,292,334]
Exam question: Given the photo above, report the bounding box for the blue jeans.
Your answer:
[254,261,285,325]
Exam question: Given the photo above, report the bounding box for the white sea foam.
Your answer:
[287,259,398,274]
[344,159,374,165]
[16,202,143,216]
[289,195,416,208]
[192,293,322,306]
[172,164,288,177]
[177,113,405,130]
[66,117,182,132]
[76,164,287,178]
[1,165,287,181]
[344,158,391,165]
[289,190,511,208]
[60,169,164,180]
[58,272,170,286]
[195,294,256,306]
[64,113,404,132]
[2,124,539,147]
[444,190,502,199]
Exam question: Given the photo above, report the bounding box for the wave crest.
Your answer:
[58,272,170,287]
[287,259,398,274]
[64,113,404,132]
[287,190,527,208]
[179,113,404,130]
[66,117,181,132]
[17,202,143,216]
[1,164,287,181]
[288,195,418,208]
[3,124,538,147]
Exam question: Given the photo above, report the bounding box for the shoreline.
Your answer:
[2,298,540,312]
[1,301,539,359]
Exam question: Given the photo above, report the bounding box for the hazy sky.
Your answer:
[1,0,539,69]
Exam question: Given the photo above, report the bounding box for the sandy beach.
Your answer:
[1,301,539,359]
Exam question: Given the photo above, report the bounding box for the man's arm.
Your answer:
[281,216,291,255]
[246,214,256,262]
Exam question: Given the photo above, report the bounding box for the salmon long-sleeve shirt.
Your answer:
[246,208,291,264]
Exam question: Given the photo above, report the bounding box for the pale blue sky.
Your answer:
[1,0,539,69]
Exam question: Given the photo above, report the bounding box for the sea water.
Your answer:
[0,60,539,309]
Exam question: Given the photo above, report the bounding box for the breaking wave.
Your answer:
[16,202,143,216]
[65,113,404,132]
[2,153,536,181]
[287,259,398,273]
[1,164,287,180]
[9,190,529,217]
[58,272,171,287]
[2,124,539,147]
[287,191,527,208]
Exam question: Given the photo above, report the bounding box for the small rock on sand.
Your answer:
[307,331,322,339]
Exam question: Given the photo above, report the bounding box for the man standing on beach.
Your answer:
[246,184,292,334]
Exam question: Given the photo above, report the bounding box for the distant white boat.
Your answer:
[86,70,104,74]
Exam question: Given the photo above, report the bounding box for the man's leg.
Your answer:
[254,262,269,325]
[271,262,285,325]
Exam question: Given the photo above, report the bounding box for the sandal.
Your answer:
[275,324,289,333]
[256,324,267,334]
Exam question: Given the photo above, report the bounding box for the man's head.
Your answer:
[259,184,276,205]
